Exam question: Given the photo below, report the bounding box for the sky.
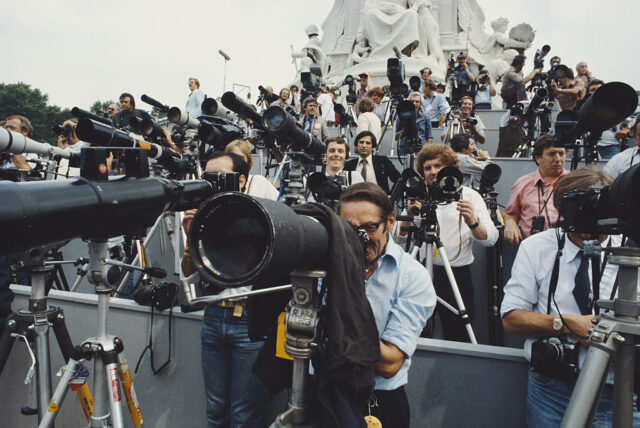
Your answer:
[2,0,638,112]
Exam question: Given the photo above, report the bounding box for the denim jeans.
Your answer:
[526,369,640,427]
[598,145,620,160]
[201,304,265,428]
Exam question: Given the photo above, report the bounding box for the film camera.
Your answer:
[531,336,580,380]
[343,75,357,105]
[52,124,74,140]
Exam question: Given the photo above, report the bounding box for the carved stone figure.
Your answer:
[291,24,329,78]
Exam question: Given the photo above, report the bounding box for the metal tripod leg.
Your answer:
[436,244,477,344]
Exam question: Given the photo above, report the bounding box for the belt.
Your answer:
[216,299,246,308]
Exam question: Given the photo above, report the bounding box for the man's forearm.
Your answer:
[503,309,557,337]
[438,114,445,127]
[374,340,406,379]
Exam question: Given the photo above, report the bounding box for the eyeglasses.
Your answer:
[349,217,387,234]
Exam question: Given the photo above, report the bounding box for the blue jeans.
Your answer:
[201,304,265,428]
[527,369,640,427]
[598,145,620,160]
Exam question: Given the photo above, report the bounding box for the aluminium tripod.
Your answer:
[400,201,478,344]
[0,245,89,425]
[561,245,640,427]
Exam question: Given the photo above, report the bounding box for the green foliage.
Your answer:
[90,100,118,115]
[0,82,71,144]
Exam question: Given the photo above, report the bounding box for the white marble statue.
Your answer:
[458,0,534,82]
[291,24,329,77]
[413,0,446,67]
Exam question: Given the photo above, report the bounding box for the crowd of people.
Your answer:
[1,63,640,427]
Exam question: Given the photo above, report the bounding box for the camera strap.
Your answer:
[537,180,554,226]
[546,232,566,314]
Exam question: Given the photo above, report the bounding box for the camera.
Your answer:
[429,166,463,203]
[301,64,323,99]
[52,124,73,140]
[306,171,348,210]
[202,171,240,193]
[530,215,546,236]
[464,117,478,126]
[343,75,357,104]
[531,336,580,380]
[133,280,179,310]
[533,45,551,70]
[479,74,489,85]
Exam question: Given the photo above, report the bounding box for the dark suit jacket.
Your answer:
[344,155,401,194]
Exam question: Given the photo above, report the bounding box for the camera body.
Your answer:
[53,124,74,140]
[343,75,357,105]
[465,117,478,126]
[202,171,240,193]
[531,336,580,379]
[134,280,179,311]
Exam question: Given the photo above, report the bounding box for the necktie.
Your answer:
[573,250,592,315]
[361,158,368,182]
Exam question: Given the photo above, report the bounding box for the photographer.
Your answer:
[500,54,542,109]
[106,103,119,119]
[182,151,273,427]
[445,52,476,104]
[339,182,436,428]
[549,65,586,111]
[450,133,491,187]
[354,72,371,115]
[224,139,279,199]
[1,115,35,171]
[473,69,496,110]
[369,86,390,123]
[503,134,568,245]
[395,92,433,155]
[422,80,448,128]
[287,84,301,114]
[604,116,640,179]
[111,92,152,132]
[344,131,400,193]
[55,119,89,178]
[185,77,205,119]
[399,144,498,342]
[501,166,640,427]
[316,86,336,125]
[355,97,381,143]
[442,96,486,145]
[299,96,328,142]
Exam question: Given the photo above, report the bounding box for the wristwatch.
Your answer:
[469,219,480,229]
[552,316,563,333]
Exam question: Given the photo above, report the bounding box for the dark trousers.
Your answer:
[433,264,474,343]
[359,386,410,428]
[496,122,525,157]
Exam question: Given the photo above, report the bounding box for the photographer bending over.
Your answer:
[182,151,276,428]
[399,145,498,342]
[450,133,491,188]
[501,166,640,427]
[339,182,436,428]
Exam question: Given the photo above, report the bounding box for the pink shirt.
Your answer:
[504,168,568,238]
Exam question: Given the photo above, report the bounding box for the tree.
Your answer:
[90,99,118,115]
[0,82,70,144]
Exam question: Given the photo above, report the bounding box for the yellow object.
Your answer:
[233,304,243,317]
[119,358,143,427]
[47,402,59,413]
[76,383,93,422]
[364,415,383,428]
[275,312,293,360]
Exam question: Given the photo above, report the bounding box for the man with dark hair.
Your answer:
[339,182,436,428]
[450,133,491,187]
[111,92,152,132]
[344,131,400,193]
[473,69,496,110]
[504,134,568,245]
[300,96,328,142]
[422,79,448,128]
[502,166,640,427]
[550,65,586,111]
[500,54,541,109]
[399,144,497,342]
[445,52,476,103]
[182,151,270,428]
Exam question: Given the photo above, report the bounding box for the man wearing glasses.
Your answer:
[339,182,436,428]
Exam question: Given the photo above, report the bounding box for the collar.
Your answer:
[359,153,374,164]
[534,168,568,185]
[376,235,402,267]
[564,233,610,262]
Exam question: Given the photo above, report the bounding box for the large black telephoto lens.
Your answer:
[220,92,265,128]
[71,107,112,125]
[263,106,325,154]
[577,82,638,134]
[0,177,211,256]
[76,118,138,148]
[188,193,329,288]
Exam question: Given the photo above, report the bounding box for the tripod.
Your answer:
[0,246,80,424]
[561,245,640,427]
[482,189,505,346]
[400,202,478,344]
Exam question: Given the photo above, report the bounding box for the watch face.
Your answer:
[553,318,563,332]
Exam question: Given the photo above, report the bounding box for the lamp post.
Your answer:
[218,49,231,93]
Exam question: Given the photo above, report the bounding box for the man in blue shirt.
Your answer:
[395,92,433,156]
[339,182,436,428]
[422,80,448,128]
